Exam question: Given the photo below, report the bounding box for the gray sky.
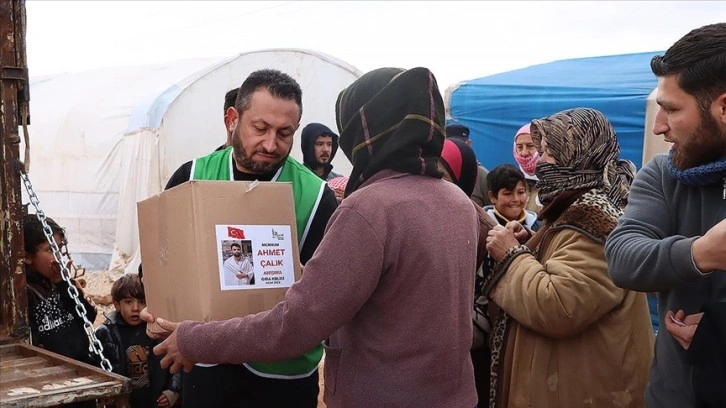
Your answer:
[25,1,726,88]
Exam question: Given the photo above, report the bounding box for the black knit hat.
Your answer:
[446,124,470,140]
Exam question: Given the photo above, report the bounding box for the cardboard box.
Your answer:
[137,180,302,322]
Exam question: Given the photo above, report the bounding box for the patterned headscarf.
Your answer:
[327,176,349,195]
[440,138,479,197]
[335,67,445,197]
[512,123,540,178]
[531,108,636,207]
[327,176,349,204]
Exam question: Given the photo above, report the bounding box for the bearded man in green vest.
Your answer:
[163,69,338,408]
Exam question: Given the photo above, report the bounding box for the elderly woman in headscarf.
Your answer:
[512,123,542,212]
[483,108,654,408]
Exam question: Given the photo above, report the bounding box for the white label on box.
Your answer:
[215,225,295,291]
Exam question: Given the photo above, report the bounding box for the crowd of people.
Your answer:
[20,22,725,408]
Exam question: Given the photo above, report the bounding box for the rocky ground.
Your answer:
[77,270,116,327]
[80,270,327,407]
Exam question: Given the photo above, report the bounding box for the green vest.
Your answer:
[192,147,325,378]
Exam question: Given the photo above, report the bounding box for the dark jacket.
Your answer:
[301,122,340,180]
[95,311,182,407]
[25,269,99,366]
[688,302,726,408]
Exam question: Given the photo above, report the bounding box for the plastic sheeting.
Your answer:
[446,51,663,172]
[22,49,362,272]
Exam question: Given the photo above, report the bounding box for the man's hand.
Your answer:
[665,309,703,350]
[153,321,196,374]
[692,218,726,272]
[235,272,248,279]
[486,224,521,262]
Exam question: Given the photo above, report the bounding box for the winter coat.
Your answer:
[486,190,654,407]
[95,311,182,407]
[687,302,726,407]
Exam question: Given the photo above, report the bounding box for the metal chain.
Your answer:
[19,168,113,372]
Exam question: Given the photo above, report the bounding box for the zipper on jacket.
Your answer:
[722,176,725,200]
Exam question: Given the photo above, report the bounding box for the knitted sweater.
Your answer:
[177,170,479,408]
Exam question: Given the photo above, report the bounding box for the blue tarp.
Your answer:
[448,51,663,170]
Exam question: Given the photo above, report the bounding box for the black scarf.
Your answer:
[335,67,445,197]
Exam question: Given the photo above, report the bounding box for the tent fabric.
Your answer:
[22,49,362,273]
[446,51,663,172]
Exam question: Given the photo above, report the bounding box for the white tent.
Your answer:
[22,49,362,273]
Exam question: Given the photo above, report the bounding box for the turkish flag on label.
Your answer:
[227,227,245,239]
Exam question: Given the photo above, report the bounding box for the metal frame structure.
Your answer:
[1,1,131,405]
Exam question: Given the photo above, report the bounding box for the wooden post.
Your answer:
[0,0,30,342]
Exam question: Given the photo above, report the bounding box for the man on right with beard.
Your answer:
[606,23,726,408]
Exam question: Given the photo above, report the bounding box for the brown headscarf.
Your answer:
[335,67,445,197]
[531,108,636,210]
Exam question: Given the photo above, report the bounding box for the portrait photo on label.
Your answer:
[215,225,296,290]
[220,238,255,287]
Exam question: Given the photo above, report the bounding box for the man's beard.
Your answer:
[232,127,288,174]
[316,156,330,167]
[671,110,726,170]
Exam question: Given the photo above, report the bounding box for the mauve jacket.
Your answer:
[177,170,479,408]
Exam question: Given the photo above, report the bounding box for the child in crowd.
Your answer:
[485,164,541,231]
[95,274,182,407]
[23,214,99,364]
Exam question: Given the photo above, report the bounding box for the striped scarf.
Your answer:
[335,67,445,197]
[531,108,635,208]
